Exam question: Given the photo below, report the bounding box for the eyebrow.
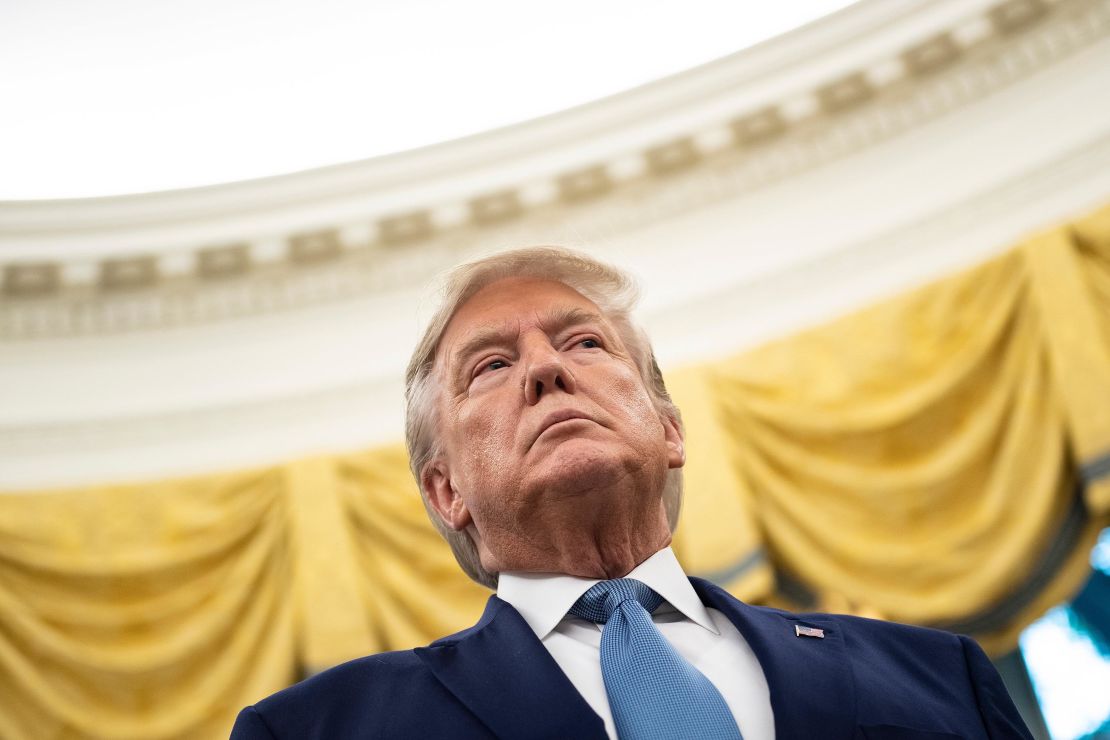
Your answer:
[447,307,608,380]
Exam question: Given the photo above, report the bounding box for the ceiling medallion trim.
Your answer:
[2,0,1106,341]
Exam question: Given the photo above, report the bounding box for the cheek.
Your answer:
[453,404,517,472]
[607,367,659,417]
[597,371,666,446]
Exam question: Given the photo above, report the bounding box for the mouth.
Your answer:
[532,409,594,446]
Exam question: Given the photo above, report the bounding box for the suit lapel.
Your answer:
[414,595,607,739]
[692,578,856,740]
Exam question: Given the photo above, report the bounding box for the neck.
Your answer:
[474,501,672,579]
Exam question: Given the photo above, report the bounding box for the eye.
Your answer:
[578,338,601,349]
[476,358,509,376]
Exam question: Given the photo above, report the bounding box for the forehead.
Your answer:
[437,277,605,359]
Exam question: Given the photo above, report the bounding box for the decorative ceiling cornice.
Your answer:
[2,0,1106,340]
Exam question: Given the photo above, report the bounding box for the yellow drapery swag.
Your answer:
[1,204,1109,738]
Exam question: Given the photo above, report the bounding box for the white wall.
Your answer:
[3,0,1110,488]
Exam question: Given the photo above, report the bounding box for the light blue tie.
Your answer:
[569,578,743,740]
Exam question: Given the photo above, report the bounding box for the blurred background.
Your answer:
[2,0,1110,737]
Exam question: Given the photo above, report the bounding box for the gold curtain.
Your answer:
[1,205,1109,738]
[0,470,296,739]
[710,233,1108,652]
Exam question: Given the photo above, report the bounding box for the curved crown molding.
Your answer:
[2,0,1103,341]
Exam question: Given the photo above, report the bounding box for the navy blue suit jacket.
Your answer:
[230,578,1032,739]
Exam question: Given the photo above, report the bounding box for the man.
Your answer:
[231,247,1032,739]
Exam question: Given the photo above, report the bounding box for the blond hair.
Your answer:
[405,246,683,589]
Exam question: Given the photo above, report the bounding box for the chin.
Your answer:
[528,439,642,497]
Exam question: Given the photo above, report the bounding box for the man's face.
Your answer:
[422,276,684,575]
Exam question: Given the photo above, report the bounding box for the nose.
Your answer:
[523,342,577,405]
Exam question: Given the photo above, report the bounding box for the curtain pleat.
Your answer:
[0,470,297,738]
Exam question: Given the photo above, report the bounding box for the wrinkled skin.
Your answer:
[422,277,684,579]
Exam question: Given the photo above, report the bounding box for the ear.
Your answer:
[661,411,685,469]
[421,459,472,531]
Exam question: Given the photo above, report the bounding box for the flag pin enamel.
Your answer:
[795,625,825,639]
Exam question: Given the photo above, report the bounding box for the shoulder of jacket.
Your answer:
[253,648,426,711]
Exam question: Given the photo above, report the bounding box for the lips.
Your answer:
[532,409,594,446]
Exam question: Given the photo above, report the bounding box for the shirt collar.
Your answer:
[497,546,720,639]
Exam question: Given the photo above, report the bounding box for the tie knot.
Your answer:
[568,578,664,624]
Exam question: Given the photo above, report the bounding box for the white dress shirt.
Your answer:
[497,547,775,740]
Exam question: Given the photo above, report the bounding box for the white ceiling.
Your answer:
[0,0,856,199]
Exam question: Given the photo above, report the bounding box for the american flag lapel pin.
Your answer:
[795,624,825,639]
